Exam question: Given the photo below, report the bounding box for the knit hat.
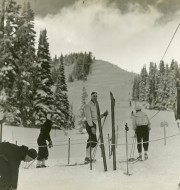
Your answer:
[135,106,141,111]
[27,149,37,159]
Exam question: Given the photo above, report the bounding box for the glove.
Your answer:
[103,110,108,117]
[48,141,53,148]
[91,127,96,135]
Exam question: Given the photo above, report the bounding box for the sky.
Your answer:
[8,0,180,73]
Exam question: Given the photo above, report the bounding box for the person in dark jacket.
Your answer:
[0,142,37,190]
[36,112,53,168]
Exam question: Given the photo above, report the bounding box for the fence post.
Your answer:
[161,121,168,146]
[68,138,70,164]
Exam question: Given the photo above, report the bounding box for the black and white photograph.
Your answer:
[0,0,180,189]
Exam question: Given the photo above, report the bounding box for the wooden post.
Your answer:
[161,121,168,146]
[68,138,70,164]
[110,92,116,170]
[0,122,2,143]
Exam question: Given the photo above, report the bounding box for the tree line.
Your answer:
[0,0,75,129]
[132,60,180,110]
[64,52,94,82]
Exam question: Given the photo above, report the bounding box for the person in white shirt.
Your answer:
[132,106,151,160]
[84,92,108,163]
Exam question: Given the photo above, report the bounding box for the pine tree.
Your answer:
[78,86,88,134]
[35,29,54,120]
[148,62,158,108]
[53,72,66,128]
[0,1,37,127]
[68,104,75,129]
[56,54,70,128]
[132,75,140,101]
[0,0,21,94]
[139,66,148,101]
[11,1,36,127]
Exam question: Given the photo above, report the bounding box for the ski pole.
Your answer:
[24,158,36,169]
[92,115,107,159]
[124,123,131,176]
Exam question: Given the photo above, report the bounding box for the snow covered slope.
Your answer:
[3,61,180,190]
[66,60,133,132]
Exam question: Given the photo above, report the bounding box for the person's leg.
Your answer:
[142,126,149,159]
[136,127,142,155]
[37,138,47,168]
[85,122,91,161]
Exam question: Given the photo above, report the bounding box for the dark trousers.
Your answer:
[136,125,149,153]
[37,137,49,161]
[85,121,97,149]
[0,158,11,190]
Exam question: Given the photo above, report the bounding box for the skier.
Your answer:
[0,142,37,190]
[132,106,151,160]
[36,112,53,168]
[84,92,108,163]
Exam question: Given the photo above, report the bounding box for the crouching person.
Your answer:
[0,142,37,190]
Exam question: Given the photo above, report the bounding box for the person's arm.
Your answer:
[147,115,151,130]
[132,115,137,131]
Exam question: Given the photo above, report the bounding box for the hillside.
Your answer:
[3,60,180,190]
[65,60,134,130]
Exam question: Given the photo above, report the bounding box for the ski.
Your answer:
[95,100,108,171]
[131,158,143,164]
[110,92,116,170]
[119,157,138,163]
[58,161,96,167]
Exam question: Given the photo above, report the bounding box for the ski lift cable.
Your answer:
[149,22,180,120]
[161,22,180,61]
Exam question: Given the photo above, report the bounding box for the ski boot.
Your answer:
[84,157,90,164]
[137,155,143,161]
[144,153,148,160]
